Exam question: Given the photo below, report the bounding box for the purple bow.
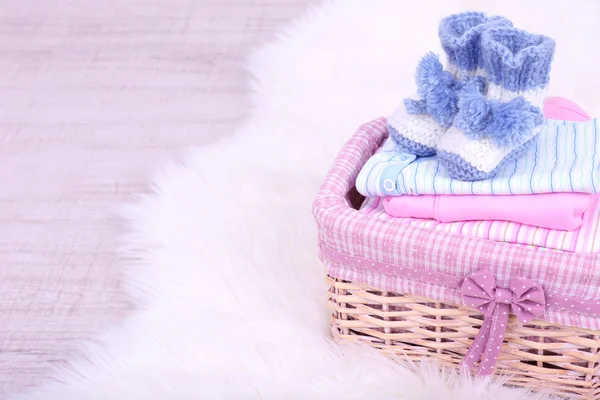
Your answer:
[460,270,546,376]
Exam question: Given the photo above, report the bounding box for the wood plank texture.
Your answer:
[0,0,314,395]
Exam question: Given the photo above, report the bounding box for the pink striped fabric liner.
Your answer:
[322,243,600,315]
[360,196,600,253]
[313,118,600,330]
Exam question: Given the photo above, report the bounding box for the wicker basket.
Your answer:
[313,119,600,399]
[327,276,600,399]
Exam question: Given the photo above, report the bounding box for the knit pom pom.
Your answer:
[455,88,544,148]
[488,99,544,147]
[405,52,460,129]
[455,89,492,134]
[424,85,458,129]
[458,75,487,94]
[415,53,453,96]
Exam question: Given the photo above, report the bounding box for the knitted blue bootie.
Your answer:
[437,26,555,180]
[388,12,511,157]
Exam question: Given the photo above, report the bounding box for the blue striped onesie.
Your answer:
[356,118,600,197]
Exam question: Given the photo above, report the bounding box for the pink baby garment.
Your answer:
[361,195,600,253]
[383,193,592,231]
[544,96,591,121]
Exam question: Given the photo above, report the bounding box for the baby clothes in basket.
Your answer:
[356,118,600,197]
[355,118,600,253]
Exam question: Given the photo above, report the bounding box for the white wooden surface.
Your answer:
[0,0,313,396]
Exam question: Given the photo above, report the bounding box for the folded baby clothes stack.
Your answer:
[356,11,600,253]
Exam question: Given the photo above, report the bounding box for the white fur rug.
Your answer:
[11,1,600,399]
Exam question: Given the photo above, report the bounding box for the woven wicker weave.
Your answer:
[327,276,600,399]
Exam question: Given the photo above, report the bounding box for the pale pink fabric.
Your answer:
[313,118,600,331]
[363,195,600,253]
[544,96,591,121]
[382,193,592,231]
[322,244,600,315]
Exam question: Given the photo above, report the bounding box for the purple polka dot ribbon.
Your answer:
[460,270,545,376]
